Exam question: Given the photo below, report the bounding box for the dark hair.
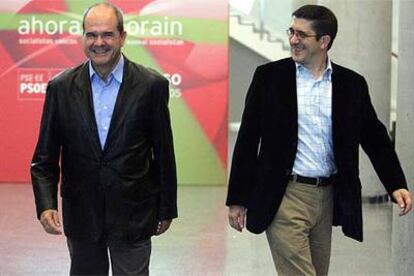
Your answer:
[82,3,124,34]
[292,5,337,50]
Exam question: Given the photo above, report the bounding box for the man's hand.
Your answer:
[228,205,247,232]
[392,189,412,216]
[40,209,62,235]
[155,219,172,235]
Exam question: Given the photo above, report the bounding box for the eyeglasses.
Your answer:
[286,28,319,39]
[84,31,118,42]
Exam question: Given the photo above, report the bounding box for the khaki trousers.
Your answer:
[266,180,334,276]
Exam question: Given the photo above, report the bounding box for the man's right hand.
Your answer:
[228,205,247,232]
[40,209,62,235]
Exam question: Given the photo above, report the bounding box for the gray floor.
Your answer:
[0,184,395,275]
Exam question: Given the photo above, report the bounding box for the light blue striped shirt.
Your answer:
[89,56,124,148]
[292,59,337,177]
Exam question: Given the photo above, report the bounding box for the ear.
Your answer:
[120,31,127,47]
[320,35,331,50]
[79,35,85,46]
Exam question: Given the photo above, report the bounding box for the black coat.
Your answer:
[31,57,177,243]
[226,58,407,241]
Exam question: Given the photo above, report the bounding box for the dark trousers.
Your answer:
[67,238,151,276]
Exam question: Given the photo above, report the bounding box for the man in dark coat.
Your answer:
[31,3,177,275]
[226,5,411,276]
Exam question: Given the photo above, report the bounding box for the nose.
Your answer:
[94,35,105,46]
[289,34,300,44]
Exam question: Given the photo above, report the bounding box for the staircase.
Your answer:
[229,11,290,61]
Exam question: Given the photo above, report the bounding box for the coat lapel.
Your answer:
[103,58,144,153]
[331,63,347,152]
[72,62,102,158]
[280,59,298,136]
[286,60,298,129]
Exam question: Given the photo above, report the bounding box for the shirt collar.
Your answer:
[295,57,333,81]
[325,58,333,81]
[89,55,124,83]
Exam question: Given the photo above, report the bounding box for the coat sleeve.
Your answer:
[358,76,407,195]
[226,67,263,207]
[151,78,178,220]
[31,80,61,219]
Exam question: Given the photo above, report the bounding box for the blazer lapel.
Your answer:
[287,60,298,127]
[283,59,298,135]
[103,58,143,153]
[72,62,102,158]
[331,63,347,152]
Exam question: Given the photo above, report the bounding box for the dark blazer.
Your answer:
[226,58,407,241]
[31,56,177,243]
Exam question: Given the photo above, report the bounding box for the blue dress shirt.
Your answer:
[89,56,124,148]
[292,59,337,177]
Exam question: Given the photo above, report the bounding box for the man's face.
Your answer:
[288,17,325,67]
[82,5,126,73]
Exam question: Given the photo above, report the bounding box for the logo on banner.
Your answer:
[163,72,182,98]
[17,69,63,100]
[17,16,184,46]
[125,16,184,46]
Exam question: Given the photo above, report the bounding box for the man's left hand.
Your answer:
[392,188,412,216]
[155,219,172,235]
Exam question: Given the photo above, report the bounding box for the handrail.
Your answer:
[229,0,292,51]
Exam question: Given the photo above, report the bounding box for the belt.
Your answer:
[289,174,334,187]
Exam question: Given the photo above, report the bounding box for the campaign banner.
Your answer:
[0,0,228,185]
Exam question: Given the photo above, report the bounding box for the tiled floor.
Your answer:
[0,184,394,275]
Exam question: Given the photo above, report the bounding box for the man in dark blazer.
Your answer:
[226,5,411,276]
[31,3,177,275]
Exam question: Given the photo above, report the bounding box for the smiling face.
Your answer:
[289,17,329,69]
[82,5,126,78]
